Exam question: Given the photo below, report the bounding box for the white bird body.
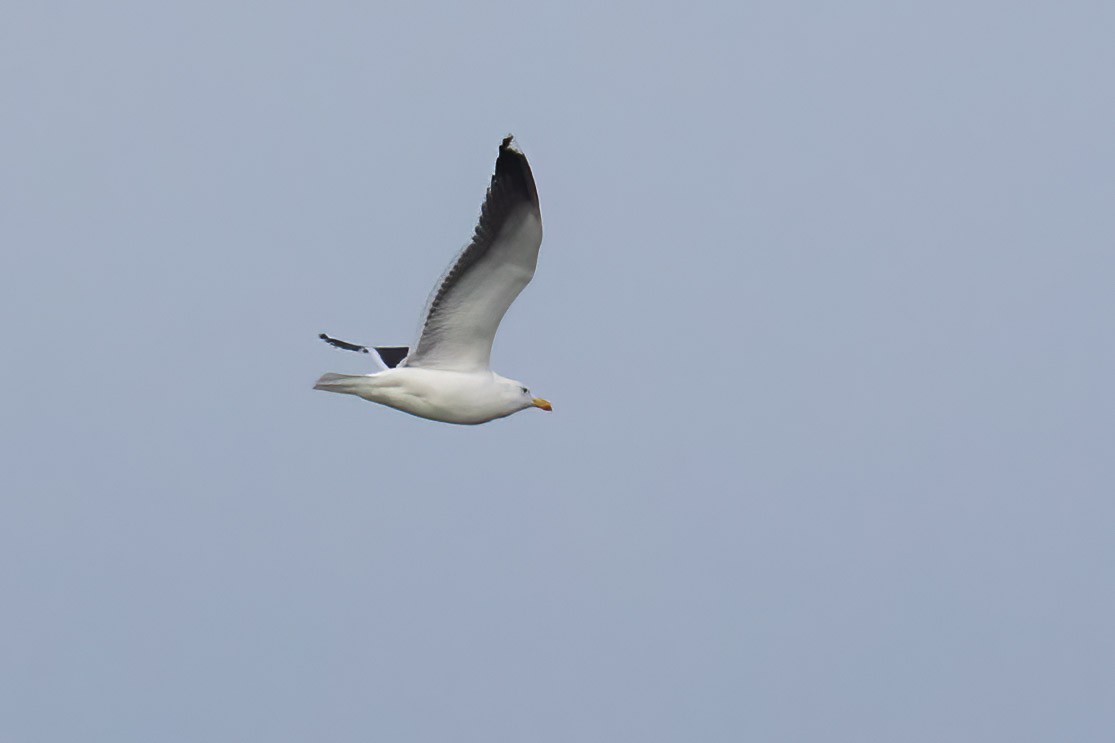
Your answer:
[314,136,552,425]
[315,368,541,425]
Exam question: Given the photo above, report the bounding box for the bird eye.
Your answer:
[521,386,529,394]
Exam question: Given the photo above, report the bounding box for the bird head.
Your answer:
[501,377,552,413]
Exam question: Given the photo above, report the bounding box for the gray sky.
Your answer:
[2,1,1113,741]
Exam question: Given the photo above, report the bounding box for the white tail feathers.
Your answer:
[313,372,370,395]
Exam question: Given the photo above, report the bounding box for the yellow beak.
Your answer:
[532,397,553,412]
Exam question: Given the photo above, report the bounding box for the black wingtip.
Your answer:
[493,134,538,209]
[320,333,369,353]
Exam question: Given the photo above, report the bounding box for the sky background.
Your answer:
[2,1,1114,741]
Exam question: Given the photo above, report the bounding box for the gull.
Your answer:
[314,135,552,425]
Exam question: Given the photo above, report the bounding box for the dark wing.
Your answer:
[373,346,409,369]
[320,334,409,369]
[402,136,543,372]
[319,333,369,353]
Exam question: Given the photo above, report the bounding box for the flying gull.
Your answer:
[314,135,552,425]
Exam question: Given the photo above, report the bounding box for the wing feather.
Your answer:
[403,136,543,371]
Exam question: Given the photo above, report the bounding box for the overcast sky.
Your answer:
[2,1,1113,741]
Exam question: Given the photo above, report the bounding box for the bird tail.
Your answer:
[313,372,370,395]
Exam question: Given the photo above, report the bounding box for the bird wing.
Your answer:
[319,334,408,368]
[402,136,543,372]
